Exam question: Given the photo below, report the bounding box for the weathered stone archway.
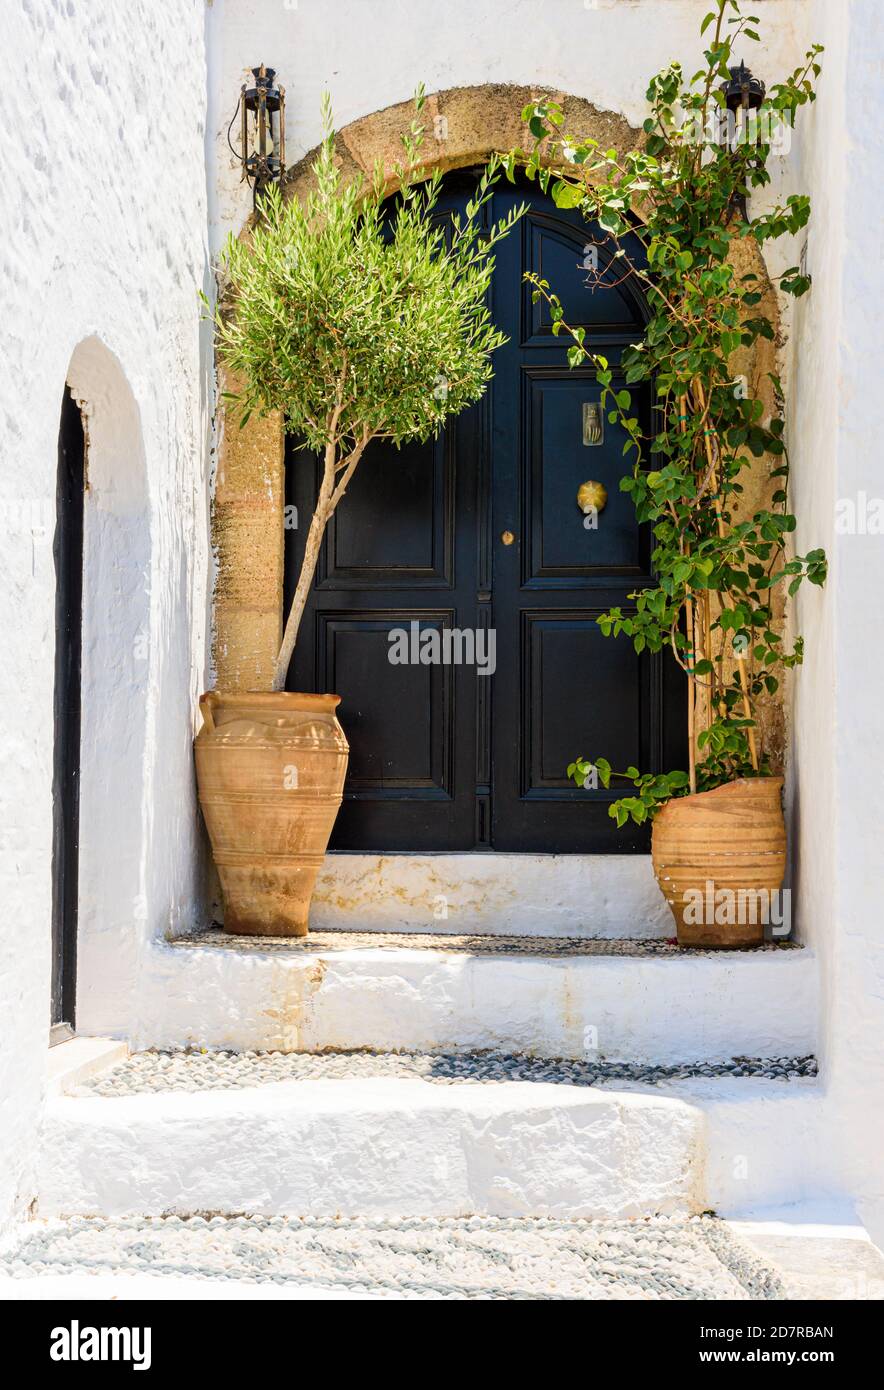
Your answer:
[213,81,780,754]
[212,84,639,690]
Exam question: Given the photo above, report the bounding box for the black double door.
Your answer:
[285,173,685,852]
[51,385,84,1037]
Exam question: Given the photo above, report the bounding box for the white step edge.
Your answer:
[46,1038,129,1097]
[651,1078,833,1216]
[310,853,673,938]
[138,939,817,1063]
[726,1210,884,1301]
[36,1078,704,1221]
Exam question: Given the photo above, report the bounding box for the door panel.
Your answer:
[524,368,648,581]
[318,431,454,588]
[321,612,454,792]
[521,212,648,343]
[284,171,685,852]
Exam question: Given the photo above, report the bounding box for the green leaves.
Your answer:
[211,95,524,458]
[566,761,692,826]
[521,0,827,826]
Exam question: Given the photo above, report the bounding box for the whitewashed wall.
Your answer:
[788,0,884,1247]
[208,0,809,254]
[0,0,212,1231]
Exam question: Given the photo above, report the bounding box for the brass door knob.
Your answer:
[577,481,608,514]
[500,530,515,546]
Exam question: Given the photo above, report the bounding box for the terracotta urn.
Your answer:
[195,691,348,936]
[651,777,786,947]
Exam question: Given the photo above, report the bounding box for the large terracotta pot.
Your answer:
[651,777,786,948]
[195,691,349,937]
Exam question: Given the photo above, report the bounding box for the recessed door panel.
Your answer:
[320,613,452,795]
[522,214,647,345]
[524,368,648,582]
[523,611,643,795]
[311,430,453,588]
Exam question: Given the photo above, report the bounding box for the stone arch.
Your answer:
[213,84,779,715]
[65,335,152,1034]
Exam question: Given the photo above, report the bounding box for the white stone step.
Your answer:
[310,853,672,938]
[137,931,817,1063]
[35,1051,825,1224]
[37,1075,704,1221]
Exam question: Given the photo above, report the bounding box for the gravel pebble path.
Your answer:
[172,929,801,957]
[75,1048,818,1097]
[0,1214,787,1300]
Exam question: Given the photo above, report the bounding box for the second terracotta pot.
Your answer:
[195,690,349,937]
[651,777,786,947]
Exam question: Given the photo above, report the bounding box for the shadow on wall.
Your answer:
[66,336,151,1036]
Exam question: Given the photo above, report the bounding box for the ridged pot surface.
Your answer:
[651,777,786,948]
[195,691,349,937]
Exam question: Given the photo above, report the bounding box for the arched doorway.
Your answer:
[51,386,85,1041]
[284,171,686,853]
[61,337,152,1038]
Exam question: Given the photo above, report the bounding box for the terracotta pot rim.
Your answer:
[200,689,341,710]
[667,775,784,805]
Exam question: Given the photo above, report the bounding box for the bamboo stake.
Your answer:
[677,405,698,793]
[693,380,759,771]
[685,595,698,794]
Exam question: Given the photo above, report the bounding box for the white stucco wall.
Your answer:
[0,0,212,1232]
[788,0,884,1247]
[208,0,809,252]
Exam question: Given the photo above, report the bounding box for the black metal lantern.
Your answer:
[232,64,286,208]
[721,60,766,117]
[718,61,766,223]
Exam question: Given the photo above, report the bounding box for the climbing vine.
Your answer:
[503,0,825,826]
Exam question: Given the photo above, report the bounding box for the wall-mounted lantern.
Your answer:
[719,60,766,223]
[721,59,766,126]
[231,64,286,209]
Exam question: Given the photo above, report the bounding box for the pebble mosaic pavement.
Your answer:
[1,1215,787,1300]
[172,929,802,957]
[73,1048,819,1097]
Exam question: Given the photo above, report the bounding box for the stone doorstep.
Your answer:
[137,935,818,1062]
[309,852,676,938]
[35,1066,828,1224]
[46,1038,129,1096]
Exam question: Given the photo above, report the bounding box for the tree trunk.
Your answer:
[271,430,368,693]
[271,451,334,692]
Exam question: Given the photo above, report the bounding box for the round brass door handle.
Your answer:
[501,530,515,546]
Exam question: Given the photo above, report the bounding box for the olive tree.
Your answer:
[209,91,523,691]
